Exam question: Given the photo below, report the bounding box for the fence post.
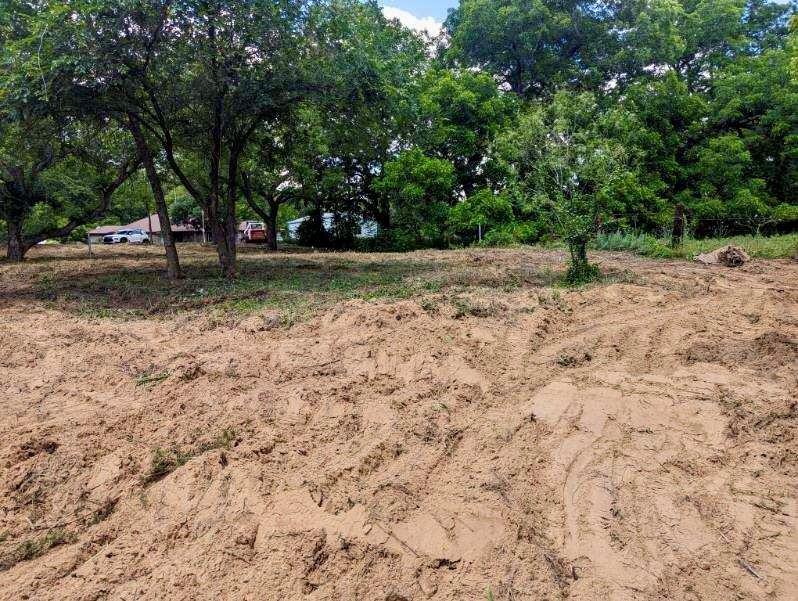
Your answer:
[671,203,685,248]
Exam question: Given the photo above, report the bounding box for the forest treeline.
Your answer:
[1,0,797,278]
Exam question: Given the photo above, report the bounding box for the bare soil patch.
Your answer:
[0,245,796,600]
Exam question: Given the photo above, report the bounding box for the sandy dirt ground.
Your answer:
[0,246,796,600]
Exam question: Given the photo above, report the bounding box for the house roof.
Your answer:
[123,214,198,233]
[88,225,122,235]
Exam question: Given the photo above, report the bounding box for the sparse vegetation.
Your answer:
[0,529,77,570]
[596,232,798,260]
[142,447,193,485]
[450,296,502,319]
[87,498,118,526]
[142,428,238,486]
[134,369,170,387]
[19,246,582,322]
[562,260,602,287]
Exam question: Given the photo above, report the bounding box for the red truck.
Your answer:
[241,221,267,243]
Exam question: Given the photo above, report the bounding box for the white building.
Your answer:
[286,212,378,240]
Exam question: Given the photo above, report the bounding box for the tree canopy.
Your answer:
[1,0,796,277]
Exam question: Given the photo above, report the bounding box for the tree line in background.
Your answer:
[1,0,797,279]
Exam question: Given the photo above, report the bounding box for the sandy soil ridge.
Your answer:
[0,249,795,600]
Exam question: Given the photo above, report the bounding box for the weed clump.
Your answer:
[134,368,170,387]
[562,261,601,287]
[142,447,192,485]
[451,296,502,318]
[141,428,238,486]
[0,529,77,570]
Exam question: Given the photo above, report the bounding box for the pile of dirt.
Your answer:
[682,330,798,368]
[695,244,751,267]
[0,248,796,601]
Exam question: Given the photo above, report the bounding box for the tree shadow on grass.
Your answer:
[0,249,573,320]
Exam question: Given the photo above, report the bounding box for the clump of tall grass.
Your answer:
[595,231,798,260]
[594,232,674,258]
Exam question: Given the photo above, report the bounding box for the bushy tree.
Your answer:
[499,93,638,280]
[374,149,456,249]
[417,69,517,196]
[443,0,617,96]
[448,189,513,243]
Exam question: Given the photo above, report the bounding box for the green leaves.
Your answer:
[448,189,513,235]
[417,69,517,195]
[498,91,646,254]
[444,0,613,96]
[374,149,456,248]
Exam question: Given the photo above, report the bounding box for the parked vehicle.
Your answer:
[241,221,267,243]
[102,229,150,244]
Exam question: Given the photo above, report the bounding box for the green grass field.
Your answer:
[595,232,798,260]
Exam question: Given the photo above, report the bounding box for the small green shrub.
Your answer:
[1,529,77,569]
[134,369,170,387]
[480,227,517,247]
[141,447,192,485]
[562,261,601,286]
[142,428,238,485]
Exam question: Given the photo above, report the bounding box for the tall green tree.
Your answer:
[443,0,618,97]
[0,2,139,261]
[417,69,517,196]
[11,0,185,276]
[499,92,641,279]
[50,0,391,276]
[374,149,456,249]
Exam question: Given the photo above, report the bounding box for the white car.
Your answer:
[103,229,151,244]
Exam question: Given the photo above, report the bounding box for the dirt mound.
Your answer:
[695,244,751,266]
[683,330,798,368]
[0,249,796,600]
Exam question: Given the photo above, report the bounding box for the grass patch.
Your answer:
[46,253,446,322]
[31,248,542,323]
[0,529,77,570]
[17,243,683,324]
[450,296,502,318]
[197,428,237,453]
[677,233,798,259]
[141,447,193,485]
[34,273,58,301]
[134,369,170,387]
[562,261,602,287]
[141,428,238,485]
[595,232,798,260]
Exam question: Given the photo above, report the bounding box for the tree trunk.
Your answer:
[266,202,278,251]
[127,115,182,280]
[6,218,27,261]
[215,227,236,278]
[207,202,236,279]
[217,146,241,279]
[570,239,588,267]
